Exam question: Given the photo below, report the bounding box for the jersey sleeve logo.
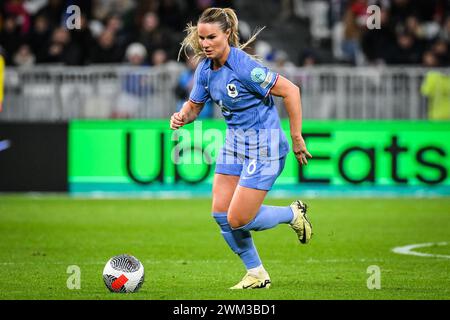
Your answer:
[226,83,238,98]
[251,67,266,83]
[260,72,274,89]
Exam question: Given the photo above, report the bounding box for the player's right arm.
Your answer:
[170,100,204,130]
[170,59,209,130]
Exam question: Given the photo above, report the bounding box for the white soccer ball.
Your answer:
[102,254,144,293]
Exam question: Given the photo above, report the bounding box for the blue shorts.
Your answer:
[215,151,286,191]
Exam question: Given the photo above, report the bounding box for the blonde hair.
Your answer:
[178,7,264,62]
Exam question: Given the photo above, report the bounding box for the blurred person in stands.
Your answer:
[29,14,51,62]
[104,14,130,50]
[3,0,31,35]
[273,50,295,71]
[40,27,81,64]
[67,13,95,65]
[389,0,414,30]
[361,6,395,65]
[13,44,35,67]
[158,0,184,32]
[388,31,423,64]
[113,42,150,118]
[151,48,168,66]
[441,16,450,42]
[342,0,368,65]
[422,50,440,67]
[36,0,65,28]
[0,15,24,65]
[0,49,4,112]
[431,39,450,66]
[137,11,176,61]
[90,29,124,63]
[299,49,318,66]
[421,70,450,120]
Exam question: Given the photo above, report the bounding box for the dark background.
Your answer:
[0,122,67,191]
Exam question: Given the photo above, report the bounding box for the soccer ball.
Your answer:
[102,254,144,293]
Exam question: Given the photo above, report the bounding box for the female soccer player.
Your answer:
[170,7,313,289]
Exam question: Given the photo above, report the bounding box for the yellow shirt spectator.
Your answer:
[0,54,4,112]
[421,71,450,120]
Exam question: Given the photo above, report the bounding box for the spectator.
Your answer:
[68,14,95,65]
[40,27,81,64]
[158,0,184,32]
[0,16,23,65]
[431,39,450,66]
[125,42,148,66]
[299,48,318,66]
[151,48,168,66]
[90,29,124,63]
[13,43,35,66]
[361,7,395,65]
[422,50,439,67]
[29,14,52,62]
[137,11,176,61]
[36,0,65,28]
[273,49,296,70]
[114,42,150,118]
[341,0,368,65]
[104,14,130,49]
[421,71,450,119]
[389,0,415,30]
[4,0,32,35]
[440,16,450,42]
[92,0,112,21]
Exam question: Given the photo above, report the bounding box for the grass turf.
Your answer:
[0,196,449,300]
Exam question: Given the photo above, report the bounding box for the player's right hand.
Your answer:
[170,112,185,130]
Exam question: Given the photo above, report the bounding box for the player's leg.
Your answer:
[228,187,311,242]
[211,173,239,213]
[228,185,294,230]
[229,156,312,242]
[211,173,263,274]
[226,185,311,289]
[226,186,272,289]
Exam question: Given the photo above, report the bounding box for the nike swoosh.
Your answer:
[0,140,11,152]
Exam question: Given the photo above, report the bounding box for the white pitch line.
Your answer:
[392,242,450,259]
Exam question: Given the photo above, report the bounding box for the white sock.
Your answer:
[290,210,297,224]
[248,265,269,278]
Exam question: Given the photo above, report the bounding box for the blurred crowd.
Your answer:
[295,0,450,66]
[0,0,449,68]
[339,0,450,66]
[0,0,234,67]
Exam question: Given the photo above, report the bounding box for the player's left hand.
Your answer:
[292,135,312,165]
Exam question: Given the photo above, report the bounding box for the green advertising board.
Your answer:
[69,120,450,196]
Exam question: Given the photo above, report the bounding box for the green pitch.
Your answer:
[0,196,449,300]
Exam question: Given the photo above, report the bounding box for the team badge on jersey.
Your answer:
[227,83,238,98]
[251,67,266,83]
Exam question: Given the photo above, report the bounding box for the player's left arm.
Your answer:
[270,76,312,165]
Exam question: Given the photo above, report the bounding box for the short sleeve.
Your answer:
[238,54,279,98]
[189,60,210,104]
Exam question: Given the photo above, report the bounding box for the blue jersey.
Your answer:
[189,46,290,160]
